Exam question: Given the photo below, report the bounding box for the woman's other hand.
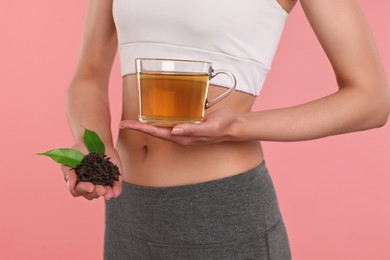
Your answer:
[61,143,122,200]
[119,108,241,146]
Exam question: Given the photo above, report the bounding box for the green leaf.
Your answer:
[38,148,85,168]
[83,129,105,154]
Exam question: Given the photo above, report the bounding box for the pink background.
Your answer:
[0,1,389,259]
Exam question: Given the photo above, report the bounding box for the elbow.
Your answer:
[375,110,389,128]
[370,84,390,128]
[352,79,390,130]
[375,102,390,128]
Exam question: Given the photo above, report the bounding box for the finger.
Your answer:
[62,165,79,195]
[73,182,95,197]
[94,185,107,196]
[67,173,78,196]
[120,120,172,139]
[171,123,214,137]
[84,193,100,200]
[104,186,114,200]
[120,120,213,145]
[119,120,142,130]
[112,176,123,198]
[61,164,74,183]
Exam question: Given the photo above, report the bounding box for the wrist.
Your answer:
[226,112,248,142]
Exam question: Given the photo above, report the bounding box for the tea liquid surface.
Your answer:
[139,72,209,125]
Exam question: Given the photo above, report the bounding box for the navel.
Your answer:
[142,145,149,160]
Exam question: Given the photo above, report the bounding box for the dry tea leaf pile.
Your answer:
[75,152,119,187]
[38,129,120,187]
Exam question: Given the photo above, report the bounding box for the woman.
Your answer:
[63,0,390,259]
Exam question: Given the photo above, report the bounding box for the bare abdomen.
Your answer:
[116,75,264,187]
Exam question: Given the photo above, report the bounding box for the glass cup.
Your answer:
[136,58,236,126]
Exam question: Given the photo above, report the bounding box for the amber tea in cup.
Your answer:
[136,58,236,126]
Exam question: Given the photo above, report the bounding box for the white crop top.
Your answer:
[113,0,288,96]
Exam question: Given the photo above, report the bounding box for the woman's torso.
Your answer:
[113,0,296,187]
[116,75,264,187]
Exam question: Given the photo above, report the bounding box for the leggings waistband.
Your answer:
[120,160,268,199]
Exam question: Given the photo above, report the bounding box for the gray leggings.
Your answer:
[104,161,291,259]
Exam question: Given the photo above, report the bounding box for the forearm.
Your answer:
[233,86,390,142]
[64,0,117,147]
[66,77,113,146]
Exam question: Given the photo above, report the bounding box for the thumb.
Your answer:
[61,164,77,191]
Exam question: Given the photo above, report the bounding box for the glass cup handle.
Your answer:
[205,69,237,108]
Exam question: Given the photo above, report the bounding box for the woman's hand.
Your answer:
[119,108,241,146]
[61,143,122,200]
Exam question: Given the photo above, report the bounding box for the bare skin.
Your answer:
[63,0,389,200]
